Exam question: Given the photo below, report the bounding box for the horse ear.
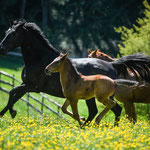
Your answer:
[9,20,14,27]
[63,52,69,58]
[93,49,97,55]
[88,49,91,54]
[16,21,26,31]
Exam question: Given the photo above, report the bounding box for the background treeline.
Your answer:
[0,0,149,57]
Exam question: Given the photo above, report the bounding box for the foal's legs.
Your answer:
[95,97,116,125]
[124,102,137,123]
[69,99,82,126]
[62,99,84,122]
[61,99,74,118]
[85,97,122,126]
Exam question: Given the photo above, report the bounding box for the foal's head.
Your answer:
[88,49,99,58]
[88,49,114,62]
[45,53,68,75]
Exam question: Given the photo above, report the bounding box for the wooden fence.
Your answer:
[0,71,63,117]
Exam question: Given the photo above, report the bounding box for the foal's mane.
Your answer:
[16,21,60,55]
[66,58,81,77]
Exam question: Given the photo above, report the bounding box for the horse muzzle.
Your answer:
[45,68,52,76]
[0,48,8,55]
[0,44,8,55]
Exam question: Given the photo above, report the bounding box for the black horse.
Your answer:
[0,20,150,125]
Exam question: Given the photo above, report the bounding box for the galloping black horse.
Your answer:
[0,20,150,125]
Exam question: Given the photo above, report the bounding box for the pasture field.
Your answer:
[0,55,150,149]
[0,114,150,150]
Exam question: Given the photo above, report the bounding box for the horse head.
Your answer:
[88,49,100,58]
[88,49,114,62]
[45,53,68,75]
[0,20,26,55]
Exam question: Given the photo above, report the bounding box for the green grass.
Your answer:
[0,115,150,150]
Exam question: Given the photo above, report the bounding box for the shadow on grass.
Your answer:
[0,55,24,70]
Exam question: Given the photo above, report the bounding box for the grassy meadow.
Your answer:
[0,55,150,150]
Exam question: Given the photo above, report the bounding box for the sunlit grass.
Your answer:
[0,114,149,150]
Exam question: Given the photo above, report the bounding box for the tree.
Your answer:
[0,0,148,57]
[115,0,150,56]
[19,0,26,19]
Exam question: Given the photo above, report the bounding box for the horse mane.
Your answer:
[66,58,81,77]
[15,20,60,55]
[112,53,150,81]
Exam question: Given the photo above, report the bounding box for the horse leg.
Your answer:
[61,99,74,118]
[110,96,122,126]
[84,98,98,125]
[85,97,122,126]
[62,99,84,121]
[124,102,137,123]
[95,98,116,125]
[0,84,39,118]
[69,100,82,126]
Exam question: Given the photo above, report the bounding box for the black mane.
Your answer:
[16,21,60,55]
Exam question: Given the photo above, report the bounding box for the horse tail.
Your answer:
[112,53,150,82]
[114,79,139,87]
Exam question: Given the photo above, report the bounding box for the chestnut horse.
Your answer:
[88,49,115,62]
[45,53,138,126]
[88,49,150,122]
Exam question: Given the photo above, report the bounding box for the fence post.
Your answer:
[12,75,15,88]
[147,104,150,120]
[57,106,60,116]
[0,72,1,88]
[41,96,44,115]
[27,93,30,118]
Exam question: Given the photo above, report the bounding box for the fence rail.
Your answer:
[0,71,63,117]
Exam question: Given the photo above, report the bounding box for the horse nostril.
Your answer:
[0,44,3,50]
[45,68,49,75]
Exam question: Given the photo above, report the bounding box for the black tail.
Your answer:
[114,79,139,87]
[112,53,150,82]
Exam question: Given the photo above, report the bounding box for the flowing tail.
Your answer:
[112,53,150,82]
[114,79,139,87]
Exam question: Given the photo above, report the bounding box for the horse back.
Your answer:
[71,58,117,79]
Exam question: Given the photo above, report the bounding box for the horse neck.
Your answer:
[60,59,80,87]
[21,31,59,67]
[98,53,114,62]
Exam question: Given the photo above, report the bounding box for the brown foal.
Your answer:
[45,53,138,126]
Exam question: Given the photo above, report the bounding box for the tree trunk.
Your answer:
[20,0,26,19]
[41,0,49,26]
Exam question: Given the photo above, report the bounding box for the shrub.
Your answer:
[115,0,150,56]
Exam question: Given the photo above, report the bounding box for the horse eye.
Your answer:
[12,31,16,35]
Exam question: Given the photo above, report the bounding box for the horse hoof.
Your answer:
[11,110,17,118]
[0,112,3,118]
[80,117,86,121]
[114,121,119,127]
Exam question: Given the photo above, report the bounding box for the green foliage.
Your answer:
[0,0,147,57]
[115,1,150,56]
